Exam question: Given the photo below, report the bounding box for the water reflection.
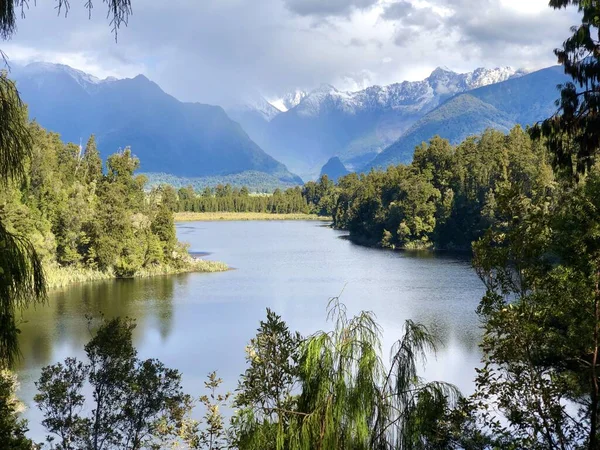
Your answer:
[16,220,485,442]
[16,275,179,371]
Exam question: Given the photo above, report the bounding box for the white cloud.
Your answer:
[0,0,581,104]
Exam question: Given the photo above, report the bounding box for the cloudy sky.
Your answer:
[2,0,579,106]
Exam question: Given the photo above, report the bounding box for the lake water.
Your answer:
[16,220,485,441]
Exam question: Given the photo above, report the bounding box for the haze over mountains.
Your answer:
[11,61,569,187]
[11,62,302,186]
[234,66,533,179]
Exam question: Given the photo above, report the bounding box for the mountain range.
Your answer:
[11,62,570,188]
[370,65,568,169]
[234,66,531,179]
[10,62,302,185]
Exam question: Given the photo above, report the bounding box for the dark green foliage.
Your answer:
[35,317,189,450]
[83,135,103,185]
[173,184,312,215]
[332,126,553,251]
[0,120,188,280]
[532,1,600,182]
[0,370,34,449]
[232,309,301,450]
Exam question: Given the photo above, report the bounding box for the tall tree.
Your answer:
[83,134,103,185]
[534,0,600,181]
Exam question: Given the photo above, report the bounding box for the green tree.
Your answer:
[35,317,189,450]
[232,309,301,450]
[533,0,600,182]
[82,134,103,185]
[0,369,33,449]
[151,205,177,261]
[0,73,45,366]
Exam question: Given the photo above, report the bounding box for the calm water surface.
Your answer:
[16,220,485,440]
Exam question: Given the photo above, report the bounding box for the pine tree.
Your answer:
[83,134,103,185]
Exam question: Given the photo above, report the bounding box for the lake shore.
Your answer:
[45,257,229,289]
[174,212,332,222]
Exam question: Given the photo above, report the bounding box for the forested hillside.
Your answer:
[370,65,567,169]
[0,116,226,286]
[328,126,552,250]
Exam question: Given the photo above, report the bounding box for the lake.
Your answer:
[16,220,485,441]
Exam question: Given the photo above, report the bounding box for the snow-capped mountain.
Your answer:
[292,66,526,118]
[238,66,529,180]
[15,62,116,93]
[233,94,282,122]
[270,90,308,112]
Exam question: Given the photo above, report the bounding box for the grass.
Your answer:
[174,212,332,222]
[45,257,229,290]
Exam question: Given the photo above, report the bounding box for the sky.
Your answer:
[1,0,579,106]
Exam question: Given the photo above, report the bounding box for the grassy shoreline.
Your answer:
[45,258,229,290]
[174,212,332,222]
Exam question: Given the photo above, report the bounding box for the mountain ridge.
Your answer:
[236,66,529,180]
[11,62,302,185]
[368,65,568,169]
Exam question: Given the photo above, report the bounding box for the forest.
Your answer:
[3,0,600,448]
[0,114,226,287]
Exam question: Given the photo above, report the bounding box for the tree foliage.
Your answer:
[232,301,460,450]
[330,126,551,251]
[35,317,189,450]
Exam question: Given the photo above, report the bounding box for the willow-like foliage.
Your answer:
[0,221,45,365]
[0,70,45,367]
[0,73,30,183]
[0,0,132,40]
[283,298,459,450]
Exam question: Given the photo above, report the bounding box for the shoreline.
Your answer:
[174,212,332,222]
[45,257,229,290]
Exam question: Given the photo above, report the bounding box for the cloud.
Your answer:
[0,0,583,106]
[283,0,379,17]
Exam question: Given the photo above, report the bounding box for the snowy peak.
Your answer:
[232,93,283,122]
[283,66,527,118]
[16,62,119,94]
[270,90,308,112]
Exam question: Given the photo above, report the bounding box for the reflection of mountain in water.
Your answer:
[16,275,182,370]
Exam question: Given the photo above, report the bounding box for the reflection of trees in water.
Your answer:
[409,312,481,354]
[16,276,180,370]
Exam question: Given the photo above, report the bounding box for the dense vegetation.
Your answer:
[3,0,600,448]
[168,175,335,216]
[0,118,224,285]
[166,184,310,215]
[329,127,552,251]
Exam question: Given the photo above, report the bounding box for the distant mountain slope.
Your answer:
[11,62,301,184]
[246,67,525,180]
[369,66,568,169]
[320,157,349,182]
